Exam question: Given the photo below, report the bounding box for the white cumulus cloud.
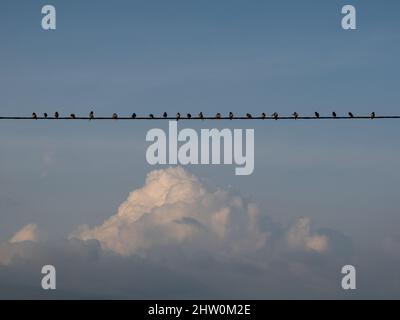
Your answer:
[0,168,356,298]
[0,224,40,265]
[73,167,268,256]
[286,217,329,253]
[9,223,39,244]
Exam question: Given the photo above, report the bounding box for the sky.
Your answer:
[1,0,400,299]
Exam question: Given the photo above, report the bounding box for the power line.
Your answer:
[1,113,399,121]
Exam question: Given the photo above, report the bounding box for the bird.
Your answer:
[44,113,48,119]
[187,113,192,119]
[176,113,181,121]
[163,112,168,118]
[348,112,354,118]
[332,112,337,118]
[149,114,154,119]
[70,113,76,119]
[32,112,37,120]
[89,111,94,120]
[216,113,221,119]
[315,112,320,119]
[198,112,204,120]
[292,112,299,119]
[370,112,376,119]
[131,113,137,119]
[229,112,234,120]
[272,112,279,120]
[246,113,252,119]
[54,112,59,119]
[261,112,267,119]
[112,113,118,120]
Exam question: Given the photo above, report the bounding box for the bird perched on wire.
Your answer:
[70,113,76,119]
[187,113,192,119]
[272,112,279,120]
[261,112,266,119]
[131,113,136,119]
[292,112,299,120]
[229,112,234,120]
[44,113,48,119]
[315,112,320,119]
[89,111,94,120]
[371,112,376,119]
[176,113,181,121]
[149,114,154,119]
[112,113,118,120]
[198,112,204,120]
[216,113,221,119]
[32,112,37,120]
[348,112,354,118]
[332,112,337,118]
[54,112,59,119]
[163,112,168,118]
[246,113,252,119]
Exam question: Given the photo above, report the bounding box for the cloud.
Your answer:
[286,217,329,253]
[0,167,360,299]
[40,151,55,178]
[0,224,40,266]
[9,224,39,244]
[73,167,269,256]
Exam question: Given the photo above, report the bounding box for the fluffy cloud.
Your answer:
[286,217,329,253]
[9,224,39,244]
[0,167,359,299]
[0,224,39,265]
[73,167,269,256]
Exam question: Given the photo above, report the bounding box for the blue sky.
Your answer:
[1,0,400,298]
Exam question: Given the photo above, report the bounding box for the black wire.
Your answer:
[0,116,399,120]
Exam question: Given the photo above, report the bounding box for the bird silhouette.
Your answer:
[112,113,118,119]
[198,112,204,120]
[332,112,337,118]
[149,114,154,119]
[229,112,234,120]
[315,112,320,118]
[163,112,168,118]
[272,112,279,120]
[89,111,94,120]
[216,113,221,119]
[32,112,37,120]
[131,113,137,119]
[371,112,376,119]
[246,113,252,119]
[292,112,299,119]
[44,113,48,119]
[187,113,192,119]
[54,112,59,119]
[176,113,181,121]
[70,114,76,119]
[261,112,266,119]
[348,112,354,118]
